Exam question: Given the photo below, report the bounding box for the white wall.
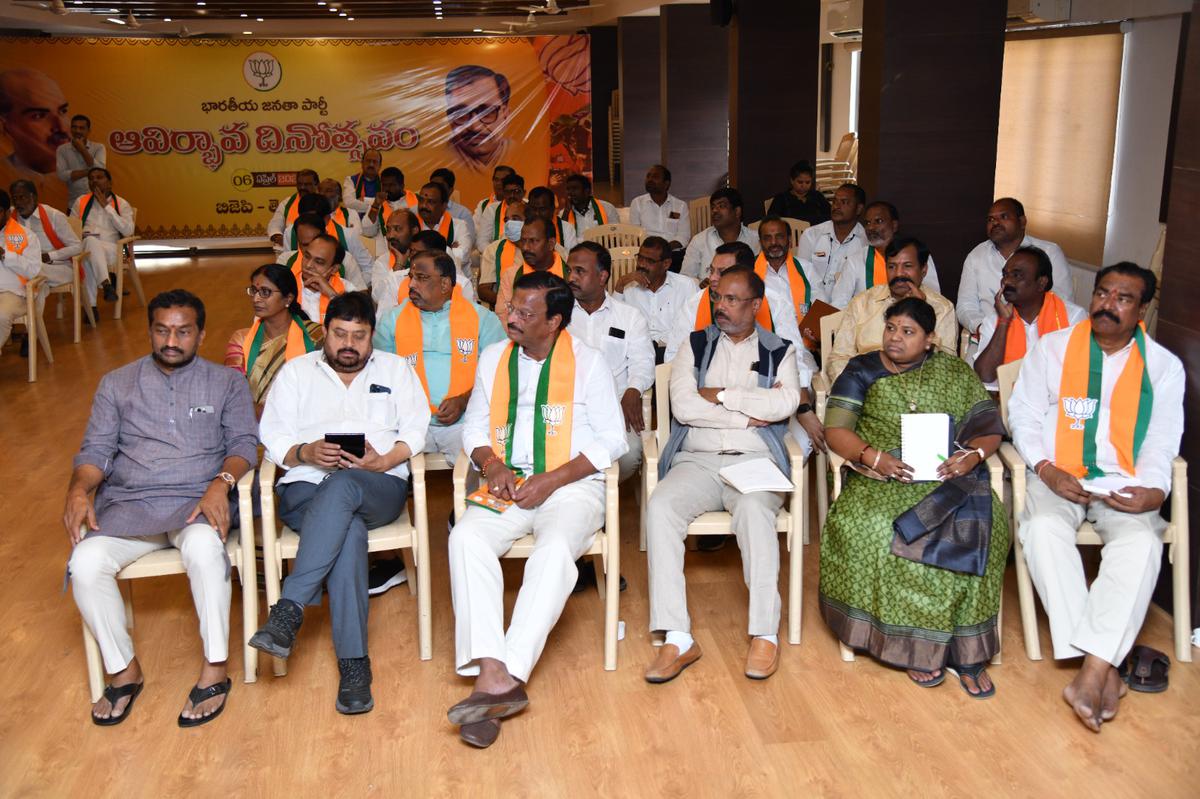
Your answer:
[1103,15,1182,267]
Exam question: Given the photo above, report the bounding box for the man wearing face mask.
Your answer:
[494,217,564,315]
[829,201,941,308]
[476,171,526,251]
[826,235,957,382]
[479,199,527,307]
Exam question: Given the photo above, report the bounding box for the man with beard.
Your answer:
[494,217,564,314]
[361,166,419,238]
[253,291,430,715]
[445,65,514,172]
[342,148,383,215]
[317,178,362,232]
[55,114,106,208]
[958,197,1072,335]
[796,183,867,301]
[615,235,697,364]
[971,245,1084,391]
[372,227,476,315]
[629,165,692,255]
[478,199,527,307]
[1009,263,1183,734]
[430,167,477,245]
[446,269,626,748]
[680,188,760,280]
[369,206,418,312]
[72,167,134,311]
[267,168,320,248]
[826,235,957,381]
[277,227,361,322]
[64,289,257,727]
[644,267,802,684]
[472,164,515,234]
[417,180,474,266]
[10,178,81,294]
[830,201,941,307]
[561,173,618,238]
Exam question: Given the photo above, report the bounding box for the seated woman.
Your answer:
[225,263,325,408]
[819,297,1008,698]
[766,161,830,226]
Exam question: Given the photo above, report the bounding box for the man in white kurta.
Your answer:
[446,269,626,748]
[55,114,106,208]
[266,168,320,246]
[616,236,698,363]
[71,167,134,307]
[829,200,940,307]
[10,178,80,293]
[680,188,760,280]
[0,190,42,350]
[795,183,867,303]
[560,173,619,239]
[1008,263,1183,733]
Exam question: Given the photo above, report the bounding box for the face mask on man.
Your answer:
[504,219,524,243]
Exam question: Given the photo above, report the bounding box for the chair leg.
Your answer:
[113,262,124,320]
[839,641,855,662]
[261,541,288,678]
[603,535,619,672]
[788,524,802,646]
[238,554,259,683]
[127,258,147,309]
[416,542,432,663]
[83,622,105,704]
[401,547,417,597]
[1171,537,1192,663]
[82,296,96,330]
[639,473,648,553]
[36,315,53,363]
[816,450,829,531]
[1011,525,1043,661]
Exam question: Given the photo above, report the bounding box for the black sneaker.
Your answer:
[336,656,374,714]
[101,282,118,302]
[248,598,304,658]
[572,558,627,594]
[696,534,730,552]
[367,558,407,597]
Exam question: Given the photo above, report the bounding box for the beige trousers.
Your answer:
[0,290,25,351]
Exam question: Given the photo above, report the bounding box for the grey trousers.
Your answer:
[279,469,408,659]
[646,450,784,636]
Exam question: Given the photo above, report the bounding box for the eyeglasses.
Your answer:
[709,291,756,306]
[505,304,539,323]
[447,103,502,125]
[246,286,281,299]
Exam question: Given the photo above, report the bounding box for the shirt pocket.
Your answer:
[603,336,629,371]
[366,394,396,427]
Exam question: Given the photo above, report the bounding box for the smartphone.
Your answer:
[324,433,366,458]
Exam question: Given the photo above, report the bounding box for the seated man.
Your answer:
[494,217,565,314]
[253,291,431,715]
[829,200,941,307]
[629,164,692,259]
[360,166,420,238]
[565,241,654,481]
[615,235,697,364]
[417,180,474,266]
[267,167,319,247]
[478,199,526,307]
[527,185,577,253]
[342,148,383,214]
[644,267,801,683]
[796,183,867,301]
[680,188,760,280]
[0,188,42,352]
[826,235,957,382]
[11,178,81,294]
[475,170,525,251]
[971,245,1085,391]
[279,227,361,321]
[447,270,626,748]
[317,178,362,232]
[64,289,257,726]
[560,173,618,238]
[1008,262,1183,733]
[281,194,372,287]
[369,206,419,312]
[958,197,1073,336]
[430,166,478,245]
[71,166,134,310]
[373,228,476,314]
[472,164,515,234]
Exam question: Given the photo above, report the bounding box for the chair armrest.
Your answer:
[642,390,652,426]
[998,443,1026,516]
[985,453,1004,498]
[784,433,806,486]
[235,463,257,564]
[258,458,277,490]
[812,372,831,419]
[830,451,846,500]
[452,453,470,520]
[643,433,659,495]
[116,235,141,247]
[409,450,426,479]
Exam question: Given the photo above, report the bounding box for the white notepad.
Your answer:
[1080,474,1142,497]
[901,413,951,482]
[719,458,794,494]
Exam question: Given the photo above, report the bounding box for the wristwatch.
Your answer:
[215,472,236,488]
[796,403,813,415]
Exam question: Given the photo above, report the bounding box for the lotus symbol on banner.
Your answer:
[1062,396,1098,431]
[244,52,282,91]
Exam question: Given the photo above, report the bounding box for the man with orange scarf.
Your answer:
[1009,263,1184,734]
[446,270,626,749]
[972,245,1085,391]
[0,187,42,352]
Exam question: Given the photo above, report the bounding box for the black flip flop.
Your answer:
[907,669,946,688]
[92,681,144,726]
[177,678,231,728]
[1121,645,1169,693]
[945,663,996,699]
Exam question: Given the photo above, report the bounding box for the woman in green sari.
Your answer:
[225,264,324,409]
[820,297,1008,698]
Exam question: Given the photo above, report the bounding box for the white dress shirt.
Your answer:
[449,200,477,246]
[566,294,655,397]
[359,195,420,237]
[680,225,761,280]
[1009,324,1184,495]
[620,271,698,345]
[664,287,817,389]
[72,194,135,243]
[795,220,867,301]
[370,258,476,318]
[462,334,628,480]
[55,140,106,205]
[266,193,300,239]
[762,254,827,308]
[260,350,431,486]
[562,199,620,237]
[276,248,367,297]
[1,220,43,296]
[18,203,82,264]
[629,193,692,247]
[958,234,1073,333]
[473,198,503,248]
[419,211,474,265]
[971,296,1087,390]
[669,329,801,455]
[829,249,942,308]
[342,174,380,214]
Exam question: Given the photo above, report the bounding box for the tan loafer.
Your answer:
[745,638,779,680]
[644,642,702,684]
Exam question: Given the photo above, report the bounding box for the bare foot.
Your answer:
[93,658,143,721]
[1100,665,1128,721]
[906,668,943,685]
[1063,655,1109,732]
[179,661,229,721]
[473,657,521,696]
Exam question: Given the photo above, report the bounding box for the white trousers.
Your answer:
[0,291,24,351]
[81,237,117,305]
[425,421,465,465]
[1020,475,1164,666]
[617,428,643,483]
[69,524,231,674]
[449,479,605,682]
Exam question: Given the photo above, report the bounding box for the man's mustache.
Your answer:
[507,323,523,336]
[889,276,913,288]
[714,311,729,323]
[1092,309,1120,324]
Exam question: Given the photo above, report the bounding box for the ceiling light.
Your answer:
[164,17,172,22]
[347,17,355,20]
[339,12,347,16]
[240,12,247,17]
[256,17,263,22]
[196,1,205,5]
[106,16,125,24]
[473,28,482,32]
[317,1,326,5]
[243,30,253,35]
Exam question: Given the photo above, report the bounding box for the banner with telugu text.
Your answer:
[0,35,593,239]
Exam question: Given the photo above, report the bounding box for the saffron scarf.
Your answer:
[392,286,481,413]
[420,211,455,243]
[489,331,576,474]
[1054,320,1153,478]
[864,246,886,290]
[514,254,566,283]
[694,257,773,331]
[1003,291,1070,363]
[75,193,121,225]
[563,198,608,232]
[3,216,30,286]
[288,251,344,318]
[243,313,318,375]
[288,217,349,252]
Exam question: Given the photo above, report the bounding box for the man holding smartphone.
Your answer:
[253,291,430,715]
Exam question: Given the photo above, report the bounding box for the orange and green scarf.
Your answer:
[243,313,318,375]
[864,246,886,290]
[392,286,481,413]
[695,256,774,331]
[287,251,344,318]
[489,331,576,474]
[562,198,608,232]
[1004,291,1070,363]
[4,216,30,286]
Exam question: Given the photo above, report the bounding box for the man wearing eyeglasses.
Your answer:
[616,236,698,364]
[494,217,564,315]
[444,65,513,172]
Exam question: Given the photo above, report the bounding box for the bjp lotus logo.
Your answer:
[1062,396,1098,430]
[494,424,511,445]
[455,337,475,363]
[243,52,282,92]
[540,404,565,435]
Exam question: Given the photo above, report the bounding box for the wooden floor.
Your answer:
[1,253,1197,797]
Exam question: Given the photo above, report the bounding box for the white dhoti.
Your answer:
[617,428,643,483]
[68,523,232,674]
[1019,474,1165,666]
[81,237,118,305]
[449,478,605,682]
